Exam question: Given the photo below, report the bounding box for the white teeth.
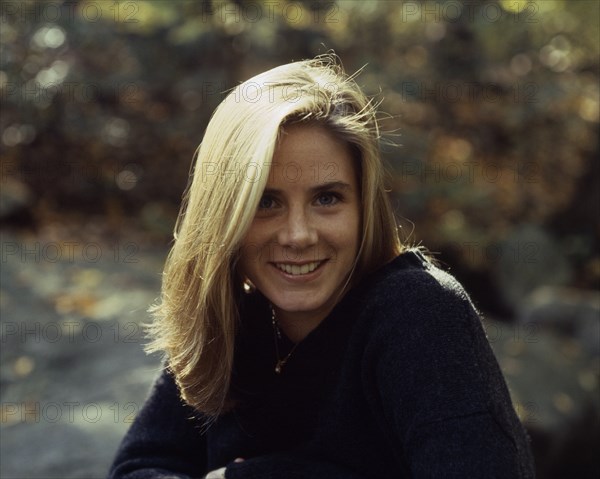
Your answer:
[275,261,322,276]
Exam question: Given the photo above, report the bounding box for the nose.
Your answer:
[277,205,318,252]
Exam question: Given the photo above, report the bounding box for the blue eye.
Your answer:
[316,192,340,206]
[258,195,276,209]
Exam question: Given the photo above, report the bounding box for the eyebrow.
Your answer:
[263,181,352,196]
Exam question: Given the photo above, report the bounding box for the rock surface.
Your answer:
[1,230,163,479]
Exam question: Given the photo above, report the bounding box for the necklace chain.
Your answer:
[270,306,299,374]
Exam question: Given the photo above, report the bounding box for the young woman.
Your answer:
[108,56,535,478]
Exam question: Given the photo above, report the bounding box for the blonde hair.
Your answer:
[147,54,402,418]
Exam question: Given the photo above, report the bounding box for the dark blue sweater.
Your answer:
[108,250,535,478]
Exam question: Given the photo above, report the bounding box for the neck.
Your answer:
[273,307,331,344]
[270,280,354,343]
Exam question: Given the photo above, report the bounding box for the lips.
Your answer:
[274,261,324,276]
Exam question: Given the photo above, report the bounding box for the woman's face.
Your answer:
[239,123,361,338]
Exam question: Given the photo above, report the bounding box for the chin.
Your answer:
[271,295,327,315]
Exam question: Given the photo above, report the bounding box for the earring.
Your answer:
[243,278,256,294]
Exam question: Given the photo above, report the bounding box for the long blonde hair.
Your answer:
[147,54,402,418]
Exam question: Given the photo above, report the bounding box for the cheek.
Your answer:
[325,215,360,251]
[239,244,259,271]
[240,222,279,270]
[243,221,274,246]
[240,223,266,251]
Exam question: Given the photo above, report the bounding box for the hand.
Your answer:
[204,458,244,479]
[204,467,226,479]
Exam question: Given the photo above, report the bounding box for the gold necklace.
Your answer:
[271,306,299,374]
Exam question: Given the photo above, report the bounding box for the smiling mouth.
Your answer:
[274,260,325,276]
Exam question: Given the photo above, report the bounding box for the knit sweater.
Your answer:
[108,250,535,478]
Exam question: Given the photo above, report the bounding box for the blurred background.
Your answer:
[1,0,598,477]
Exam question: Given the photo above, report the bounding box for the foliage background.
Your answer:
[1,1,598,478]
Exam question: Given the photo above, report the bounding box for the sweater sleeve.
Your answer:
[107,368,207,479]
[362,266,535,478]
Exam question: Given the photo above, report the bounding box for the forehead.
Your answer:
[267,123,357,188]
